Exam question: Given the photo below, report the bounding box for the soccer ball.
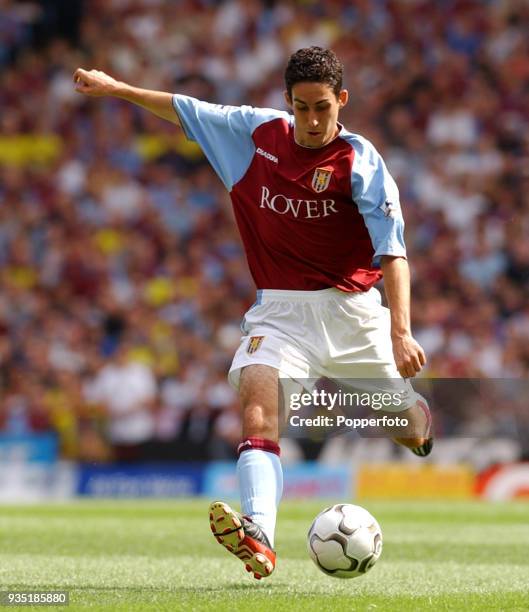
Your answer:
[307,504,382,578]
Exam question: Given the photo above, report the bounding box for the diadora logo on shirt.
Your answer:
[260,185,338,219]
[256,147,278,164]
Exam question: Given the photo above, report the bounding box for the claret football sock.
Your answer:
[236,437,283,548]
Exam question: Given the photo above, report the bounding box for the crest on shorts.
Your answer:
[247,335,264,354]
[311,167,333,193]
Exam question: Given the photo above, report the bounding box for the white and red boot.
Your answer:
[209,501,276,580]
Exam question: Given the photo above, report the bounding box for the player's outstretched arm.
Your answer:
[380,255,426,378]
[73,68,181,126]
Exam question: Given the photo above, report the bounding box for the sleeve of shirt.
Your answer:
[172,94,286,191]
[349,135,407,267]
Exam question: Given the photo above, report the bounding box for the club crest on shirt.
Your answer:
[247,335,264,354]
[311,167,333,193]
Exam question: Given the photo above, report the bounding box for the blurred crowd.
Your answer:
[1,0,528,462]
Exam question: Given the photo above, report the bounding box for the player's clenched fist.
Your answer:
[73,68,120,96]
[392,334,426,379]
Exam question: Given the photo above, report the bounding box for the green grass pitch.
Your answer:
[0,499,528,611]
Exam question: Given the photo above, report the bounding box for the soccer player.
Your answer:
[74,46,432,580]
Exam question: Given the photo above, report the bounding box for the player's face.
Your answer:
[285,82,348,148]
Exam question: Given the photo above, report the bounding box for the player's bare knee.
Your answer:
[239,365,280,440]
[242,402,275,436]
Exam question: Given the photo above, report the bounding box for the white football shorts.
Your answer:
[228,287,419,412]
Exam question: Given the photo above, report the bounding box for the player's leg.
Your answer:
[210,290,314,578]
[320,288,433,457]
[239,363,281,442]
[237,364,283,546]
[380,394,433,456]
[209,364,283,579]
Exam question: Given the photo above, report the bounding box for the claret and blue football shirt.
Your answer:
[172,95,406,292]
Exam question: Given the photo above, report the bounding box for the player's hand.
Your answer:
[391,333,426,378]
[73,68,120,96]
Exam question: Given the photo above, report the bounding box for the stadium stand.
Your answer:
[1,0,528,463]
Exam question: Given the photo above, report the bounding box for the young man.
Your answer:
[74,46,432,580]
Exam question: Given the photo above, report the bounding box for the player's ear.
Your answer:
[338,89,348,108]
[284,90,293,108]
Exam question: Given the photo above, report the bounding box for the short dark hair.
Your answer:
[284,46,343,99]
